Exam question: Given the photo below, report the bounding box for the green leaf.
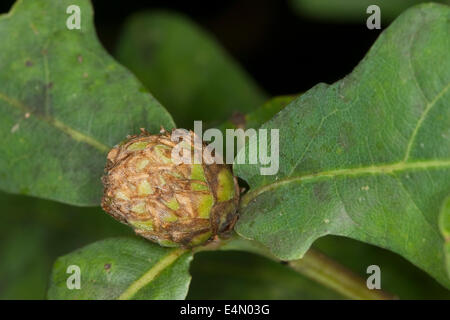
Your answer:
[47,237,192,300]
[290,0,450,22]
[0,0,175,206]
[115,11,266,129]
[235,4,450,288]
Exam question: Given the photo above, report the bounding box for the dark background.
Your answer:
[1,0,381,95]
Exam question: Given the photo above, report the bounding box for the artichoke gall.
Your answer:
[101,129,239,247]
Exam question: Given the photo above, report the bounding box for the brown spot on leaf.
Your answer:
[23,80,47,116]
[313,182,330,202]
[230,112,246,129]
[104,263,111,271]
[339,122,354,151]
[78,55,83,63]
[29,23,38,35]
[25,60,33,67]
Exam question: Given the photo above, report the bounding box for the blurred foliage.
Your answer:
[290,0,450,23]
[217,95,296,163]
[188,251,342,299]
[439,196,450,280]
[0,191,132,299]
[218,95,296,132]
[315,236,450,299]
[115,11,267,129]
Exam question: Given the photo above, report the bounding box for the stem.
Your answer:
[197,235,395,300]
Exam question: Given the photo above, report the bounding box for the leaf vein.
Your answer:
[288,108,338,175]
[403,82,450,161]
[393,175,440,239]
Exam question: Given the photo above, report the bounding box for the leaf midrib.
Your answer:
[241,159,450,206]
[117,248,188,300]
[0,91,110,154]
[242,78,450,206]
